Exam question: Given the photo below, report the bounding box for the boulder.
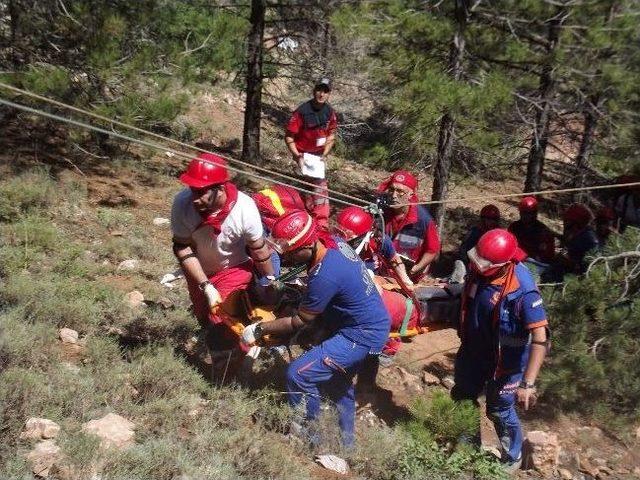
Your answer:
[117,259,139,271]
[82,413,135,450]
[422,371,440,386]
[20,418,61,440]
[125,290,145,308]
[58,328,79,344]
[522,430,560,476]
[25,440,61,478]
[153,217,170,227]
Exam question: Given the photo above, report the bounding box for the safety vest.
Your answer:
[297,101,334,130]
[459,262,538,378]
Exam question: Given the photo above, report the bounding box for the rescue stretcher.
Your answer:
[211,274,463,349]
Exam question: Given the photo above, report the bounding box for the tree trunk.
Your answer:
[242,0,266,165]
[574,96,599,201]
[523,9,565,193]
[430,0,468,234]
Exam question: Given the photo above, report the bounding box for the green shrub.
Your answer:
[408,390,480,445]
[20,64,71,97]
[96,207,135,230]
[0,309,60,370]
[0,170,57,222]
[540,229,640,427]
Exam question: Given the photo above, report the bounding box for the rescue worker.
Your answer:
[335,206,414,287]
[377,170,441,281]
[453,229,549,472]
[285,78,338,229]
[558,203,599,275]
[458,204,501,265]
[613,174,640,230]
[594,207,617,247]
[508,197,555,264]
[240,210,390,448]
[171,153,275,351]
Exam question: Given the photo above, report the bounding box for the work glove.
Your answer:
[241,322,263,346]
[200,281,222,311]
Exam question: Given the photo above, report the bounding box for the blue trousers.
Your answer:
[286,333,371,448]
[451,348,524,462]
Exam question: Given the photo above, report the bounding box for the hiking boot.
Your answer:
[501,454,522,474]
[378,353,395,368]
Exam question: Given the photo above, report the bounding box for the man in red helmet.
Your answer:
[557,203,599,275]
[377,170,441,281]
[594,207,618,246]
[285,78,338,229]
[240,210,390,449]
[171,152,275,350]
[458,204,501,265]
[454,229,549,471]
[334,205,413,287]
[508,196,555,264]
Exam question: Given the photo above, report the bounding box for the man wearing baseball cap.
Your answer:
[171,152,275,351]
[377,170,441,281]
[285,77,338,229]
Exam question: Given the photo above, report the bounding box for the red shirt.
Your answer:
[286,101,337,154]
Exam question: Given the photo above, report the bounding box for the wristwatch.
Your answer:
[198,280,212,291]
[518,380,536,389]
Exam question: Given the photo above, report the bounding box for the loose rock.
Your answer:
[153,217,170,227]
[422,371,440,386]
[315,454,349,475]
[59,328,79,344]
[20,418,61,440]
[26,440,61,478]
[82,413,135,450]
[396,367,423,393]
[125,290,145,308]
[441,376,455,389]
[522,430,560,477]
[558,468,573,480]
[117,259,139,271]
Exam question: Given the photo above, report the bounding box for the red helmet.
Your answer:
[252,185,306,230]
[179,153,229,188]
[335,206,374,239]
[480,204,500,220]
[269,209,318,254]
[563,203,593,228]
[467,229,518,276]
[519,196,538,213]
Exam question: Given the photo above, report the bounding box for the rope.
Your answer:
[392,181,640,208]
[0,81,368,207]
[0,96,364,208]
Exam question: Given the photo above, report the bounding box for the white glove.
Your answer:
[241,322,263,346]
[202,282,222,310]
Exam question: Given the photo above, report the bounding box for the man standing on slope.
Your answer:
[453,229,549,472]
[285,78,338,229]
[508,196,555,264]
[241,210,390,448]
[171,152,275,351]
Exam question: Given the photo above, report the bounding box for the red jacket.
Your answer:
[286,101,337,154]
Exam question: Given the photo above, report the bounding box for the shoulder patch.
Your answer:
[532,299,543,308]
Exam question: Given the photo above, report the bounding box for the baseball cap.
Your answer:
[314,77,332,91]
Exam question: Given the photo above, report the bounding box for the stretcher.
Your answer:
[211,275,463,348]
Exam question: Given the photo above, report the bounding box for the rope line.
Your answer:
[392,181,640,208]
[2,84,638,209]
[0,96,362,208]
[0,81,368,206]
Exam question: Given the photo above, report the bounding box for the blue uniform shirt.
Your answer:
[300,238,391,350]
[462,263,548,373]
